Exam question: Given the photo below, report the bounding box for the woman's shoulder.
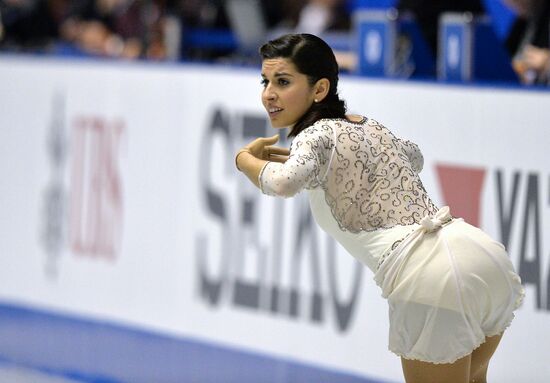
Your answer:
[291,119,339,147]
[345,115,368,124]
[313,115,368,126]
[305,115,369,131]
[295,115,373,141]
[297,119,336,137]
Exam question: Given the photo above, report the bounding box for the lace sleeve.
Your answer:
[259,123,334,198]
[399,139,424,173]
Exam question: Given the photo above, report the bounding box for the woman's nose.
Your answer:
[264,86,276,101]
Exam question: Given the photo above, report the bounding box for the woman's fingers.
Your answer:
[264,134,280,144]
[266,146,290,155]
[244,135,288,161]
[247,135,279,154]
[268,155,289,164]
[264,145,290,162]
[253,134,278,147]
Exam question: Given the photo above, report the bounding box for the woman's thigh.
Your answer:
[401,354,471,383]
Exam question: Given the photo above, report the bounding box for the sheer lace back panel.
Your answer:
[259,117,438,233]
[323,118,438,233]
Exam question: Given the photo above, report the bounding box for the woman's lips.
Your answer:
[268,107,283,117]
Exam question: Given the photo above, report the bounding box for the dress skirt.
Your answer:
[373,208,525,364]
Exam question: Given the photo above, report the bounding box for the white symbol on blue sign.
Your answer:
[447,34,460,69]
[365,30,382,64]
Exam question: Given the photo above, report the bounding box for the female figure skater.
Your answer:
[235,33,524,383]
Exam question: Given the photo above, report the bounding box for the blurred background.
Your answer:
[0,0,549,84]
[0,1,549,383]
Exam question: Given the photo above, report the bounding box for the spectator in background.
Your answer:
[280,0,350,35]
[271,0,352,70]
[397,0,485,57]
[0,0,75,50]
[505,0,550,84]
[0,0,176,60]
[60,0,169,60]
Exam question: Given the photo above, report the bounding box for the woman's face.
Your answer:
[261,58,316,128]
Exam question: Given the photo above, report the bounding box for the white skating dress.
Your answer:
[259,117,524,363]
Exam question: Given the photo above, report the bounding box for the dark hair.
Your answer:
[259,33,347,137]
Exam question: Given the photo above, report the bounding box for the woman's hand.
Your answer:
[235,134,290,188]
[242,134,290,164]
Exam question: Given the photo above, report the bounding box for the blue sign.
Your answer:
[355,10,396,76]
[438,13,473,81]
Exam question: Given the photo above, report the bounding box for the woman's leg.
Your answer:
[401,354,471,383]
[400,333,504,383]
[469,333,504,383]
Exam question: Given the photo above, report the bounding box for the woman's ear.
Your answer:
[313,78,330,102]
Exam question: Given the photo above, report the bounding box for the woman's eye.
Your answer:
[261,78,289,87]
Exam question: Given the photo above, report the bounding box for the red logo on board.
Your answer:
[69,116,125,259]
[435,164,486,227]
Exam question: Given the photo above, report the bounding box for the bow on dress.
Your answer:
[374,206,455,298]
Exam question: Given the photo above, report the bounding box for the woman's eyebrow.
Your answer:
[261,72,293,77]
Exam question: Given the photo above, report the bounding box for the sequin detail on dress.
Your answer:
[260,117,439,233]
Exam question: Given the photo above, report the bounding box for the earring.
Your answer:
[314,99,318,103]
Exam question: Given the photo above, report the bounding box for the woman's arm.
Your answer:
[235,134,289,189]
[238,124,333,198]
[236,150,268,188]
